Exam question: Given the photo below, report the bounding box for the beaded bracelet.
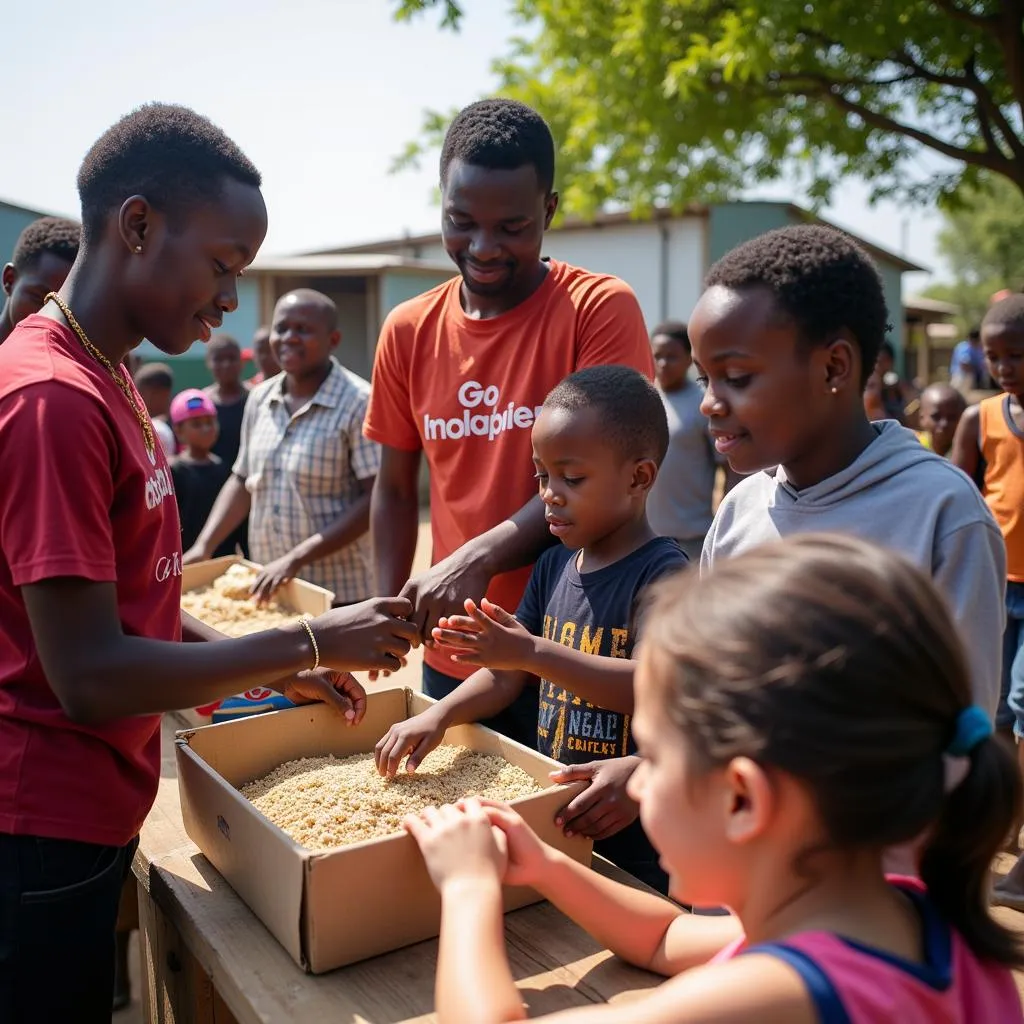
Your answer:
[298,618,320,672]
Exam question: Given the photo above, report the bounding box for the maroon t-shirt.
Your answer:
[0,315,182,846]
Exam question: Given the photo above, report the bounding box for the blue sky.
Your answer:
[3,0,942,290]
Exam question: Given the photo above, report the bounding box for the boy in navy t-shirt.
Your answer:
[376,366,687,891]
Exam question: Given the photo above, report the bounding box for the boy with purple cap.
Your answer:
[169,389,237,557]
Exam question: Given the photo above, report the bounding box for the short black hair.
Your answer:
[544,365,669,465]
[77,103,261,241]
[705,224,890,387]
[651,320,691,353]
[135,362,173,390]
[440,99,555,194]
[11,217,80,271]
[968,326,981,342]
[983,294,1024,333]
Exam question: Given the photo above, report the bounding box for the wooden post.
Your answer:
[138,880,221,1024]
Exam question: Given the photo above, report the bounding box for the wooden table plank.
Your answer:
[134,714,661,1024]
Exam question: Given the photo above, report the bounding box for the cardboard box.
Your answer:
[176,688,593,973]
[180,556,336,723]
[181,555,336,621]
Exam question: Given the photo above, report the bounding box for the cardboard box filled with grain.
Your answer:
[180,556,335,638]
[176,688,593,973]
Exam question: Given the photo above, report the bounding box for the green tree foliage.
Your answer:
[922,172,1024,328]
[393,1,1024,217]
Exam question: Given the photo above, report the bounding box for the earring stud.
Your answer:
[830,386,838,395]
[134,245,143,253]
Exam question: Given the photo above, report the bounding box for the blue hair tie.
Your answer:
[946,706,992,756]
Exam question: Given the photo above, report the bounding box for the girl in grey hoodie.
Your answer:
[689,224,1004,719]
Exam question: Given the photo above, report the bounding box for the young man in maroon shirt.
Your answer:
[0,104,416,1022]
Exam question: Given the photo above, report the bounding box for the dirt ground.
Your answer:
[113,517,1024,1018]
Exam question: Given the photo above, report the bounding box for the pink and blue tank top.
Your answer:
[713,877,1022,1022]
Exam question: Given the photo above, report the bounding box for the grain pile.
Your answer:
[181,564,307,637]
[240,745,542,850]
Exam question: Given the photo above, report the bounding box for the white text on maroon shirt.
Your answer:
[145,466,174,510]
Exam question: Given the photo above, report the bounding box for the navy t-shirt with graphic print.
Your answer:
[515,536,688,891]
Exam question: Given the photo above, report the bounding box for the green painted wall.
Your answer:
[379,268,453,319]
[707,202,793,265]
[707,202,907,365]
[0,204,51,266]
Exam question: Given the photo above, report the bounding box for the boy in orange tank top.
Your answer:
[952,293,1024,907]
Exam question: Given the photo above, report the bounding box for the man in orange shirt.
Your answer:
[365,99,653,746]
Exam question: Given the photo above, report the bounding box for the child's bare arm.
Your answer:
[950,403,981,478]
[479,802,739,975]
[433,599,636,714]
[532,845,740,975]
[461,958,815,1024]
[374,666,529,777]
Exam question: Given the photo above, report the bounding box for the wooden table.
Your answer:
[134,713,662,1024]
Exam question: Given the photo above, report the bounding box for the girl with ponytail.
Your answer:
[403,534,1023,1023]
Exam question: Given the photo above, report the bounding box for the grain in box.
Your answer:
[180,555,335,637]
[179,556,336,724]
[175,688,593,972]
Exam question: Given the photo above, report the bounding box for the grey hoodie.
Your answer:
[702,421,1006,717]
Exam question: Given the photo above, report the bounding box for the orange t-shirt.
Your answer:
[365,259,654,677]
[979,393,1024,581]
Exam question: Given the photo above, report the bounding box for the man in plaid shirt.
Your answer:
[185,289,379,604]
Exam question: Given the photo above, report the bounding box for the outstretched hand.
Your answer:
[251,553,301,605]
[399,553,492,647]
[431,598,534,670]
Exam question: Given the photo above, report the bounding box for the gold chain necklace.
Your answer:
[45,292,156,460]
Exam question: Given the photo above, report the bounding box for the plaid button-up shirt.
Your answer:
[234,359,380,602]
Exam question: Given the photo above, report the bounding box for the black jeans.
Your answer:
[422,662,540,750]
[0,833,137,1023]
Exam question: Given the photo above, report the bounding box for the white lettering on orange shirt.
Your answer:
[423,380,545,443]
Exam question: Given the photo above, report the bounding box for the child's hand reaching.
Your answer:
[430,598,534,670]
[551,757,642,840]
[403,798,508,892]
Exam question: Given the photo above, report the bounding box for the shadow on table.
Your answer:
[154,848,659,1024]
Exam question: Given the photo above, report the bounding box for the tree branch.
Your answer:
[775,72,1014,174]
[963,56,1024,164]
[930,0,999,32]
[996,0,1024,116]
[891,48,1024,164]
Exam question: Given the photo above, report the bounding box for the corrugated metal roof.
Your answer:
[312,200,925,273]
[247,253,453,275]
[904,294,960,316]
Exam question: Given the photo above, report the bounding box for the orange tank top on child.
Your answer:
[979,394,1024,581]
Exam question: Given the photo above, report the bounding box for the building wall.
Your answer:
[0,204,49,265]
[532,219,705,330]
[707,202,794,264]
[379,267,453,316]
[221,276,262,352]
[709,201,907,359]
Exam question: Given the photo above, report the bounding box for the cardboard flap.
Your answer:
[175,740,307,968]
[181,693,409,788]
